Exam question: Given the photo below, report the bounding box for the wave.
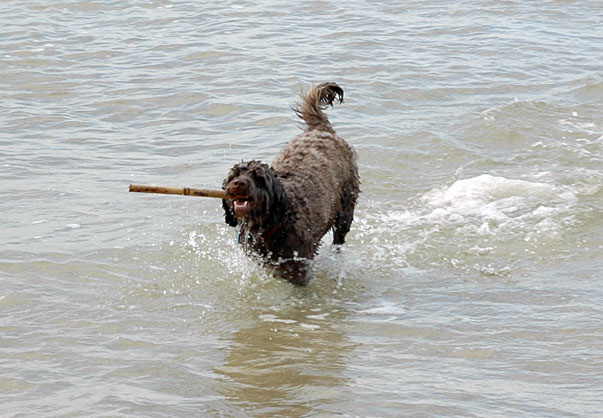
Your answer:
[353,174,580,278]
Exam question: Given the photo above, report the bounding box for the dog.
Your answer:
[222,82,359,285]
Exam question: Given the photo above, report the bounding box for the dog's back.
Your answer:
[272,83,359,248]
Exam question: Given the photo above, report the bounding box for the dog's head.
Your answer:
[222,160,288,227]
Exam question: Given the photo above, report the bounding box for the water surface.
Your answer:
[1,1,602,416]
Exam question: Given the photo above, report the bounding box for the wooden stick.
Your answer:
[129,184,228,199]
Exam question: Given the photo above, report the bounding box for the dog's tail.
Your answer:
[295,82,343,132]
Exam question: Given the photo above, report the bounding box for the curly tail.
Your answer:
[295,82,344,132]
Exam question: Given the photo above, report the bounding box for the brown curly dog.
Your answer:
[222,82,359,285]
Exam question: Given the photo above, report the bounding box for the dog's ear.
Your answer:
[222,199,238,227]
[266,170,290,224]
[222,167,239,227]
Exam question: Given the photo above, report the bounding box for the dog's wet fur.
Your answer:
[222,82,359,285]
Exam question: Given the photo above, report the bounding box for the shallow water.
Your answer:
[1,1,602,416]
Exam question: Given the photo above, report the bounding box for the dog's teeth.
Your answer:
[234,200,250,217]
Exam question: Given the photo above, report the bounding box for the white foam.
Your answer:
[259,314,297,324]
[352,174,579,277]
[359,301,408,316]
[355,301,409,323]
[419,174,576,229]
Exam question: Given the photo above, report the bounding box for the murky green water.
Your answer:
[1,1,602,416]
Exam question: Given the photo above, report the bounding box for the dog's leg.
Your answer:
[274,258,312,286]
[333,209,353,246]
[333,186,357,246]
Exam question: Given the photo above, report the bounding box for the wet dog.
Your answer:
[222,82,359,285]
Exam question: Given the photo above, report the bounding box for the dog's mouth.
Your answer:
[233,198,254,218]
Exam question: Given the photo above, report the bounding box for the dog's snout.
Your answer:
[232,179,248,188]
[227,177,250,197]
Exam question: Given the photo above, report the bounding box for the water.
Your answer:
[1,1,602,416]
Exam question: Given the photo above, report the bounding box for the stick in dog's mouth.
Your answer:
[129,184,228,199]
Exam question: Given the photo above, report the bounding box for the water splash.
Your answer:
[352,174,580,278]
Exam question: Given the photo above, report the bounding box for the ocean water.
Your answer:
[1,1,602,416]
